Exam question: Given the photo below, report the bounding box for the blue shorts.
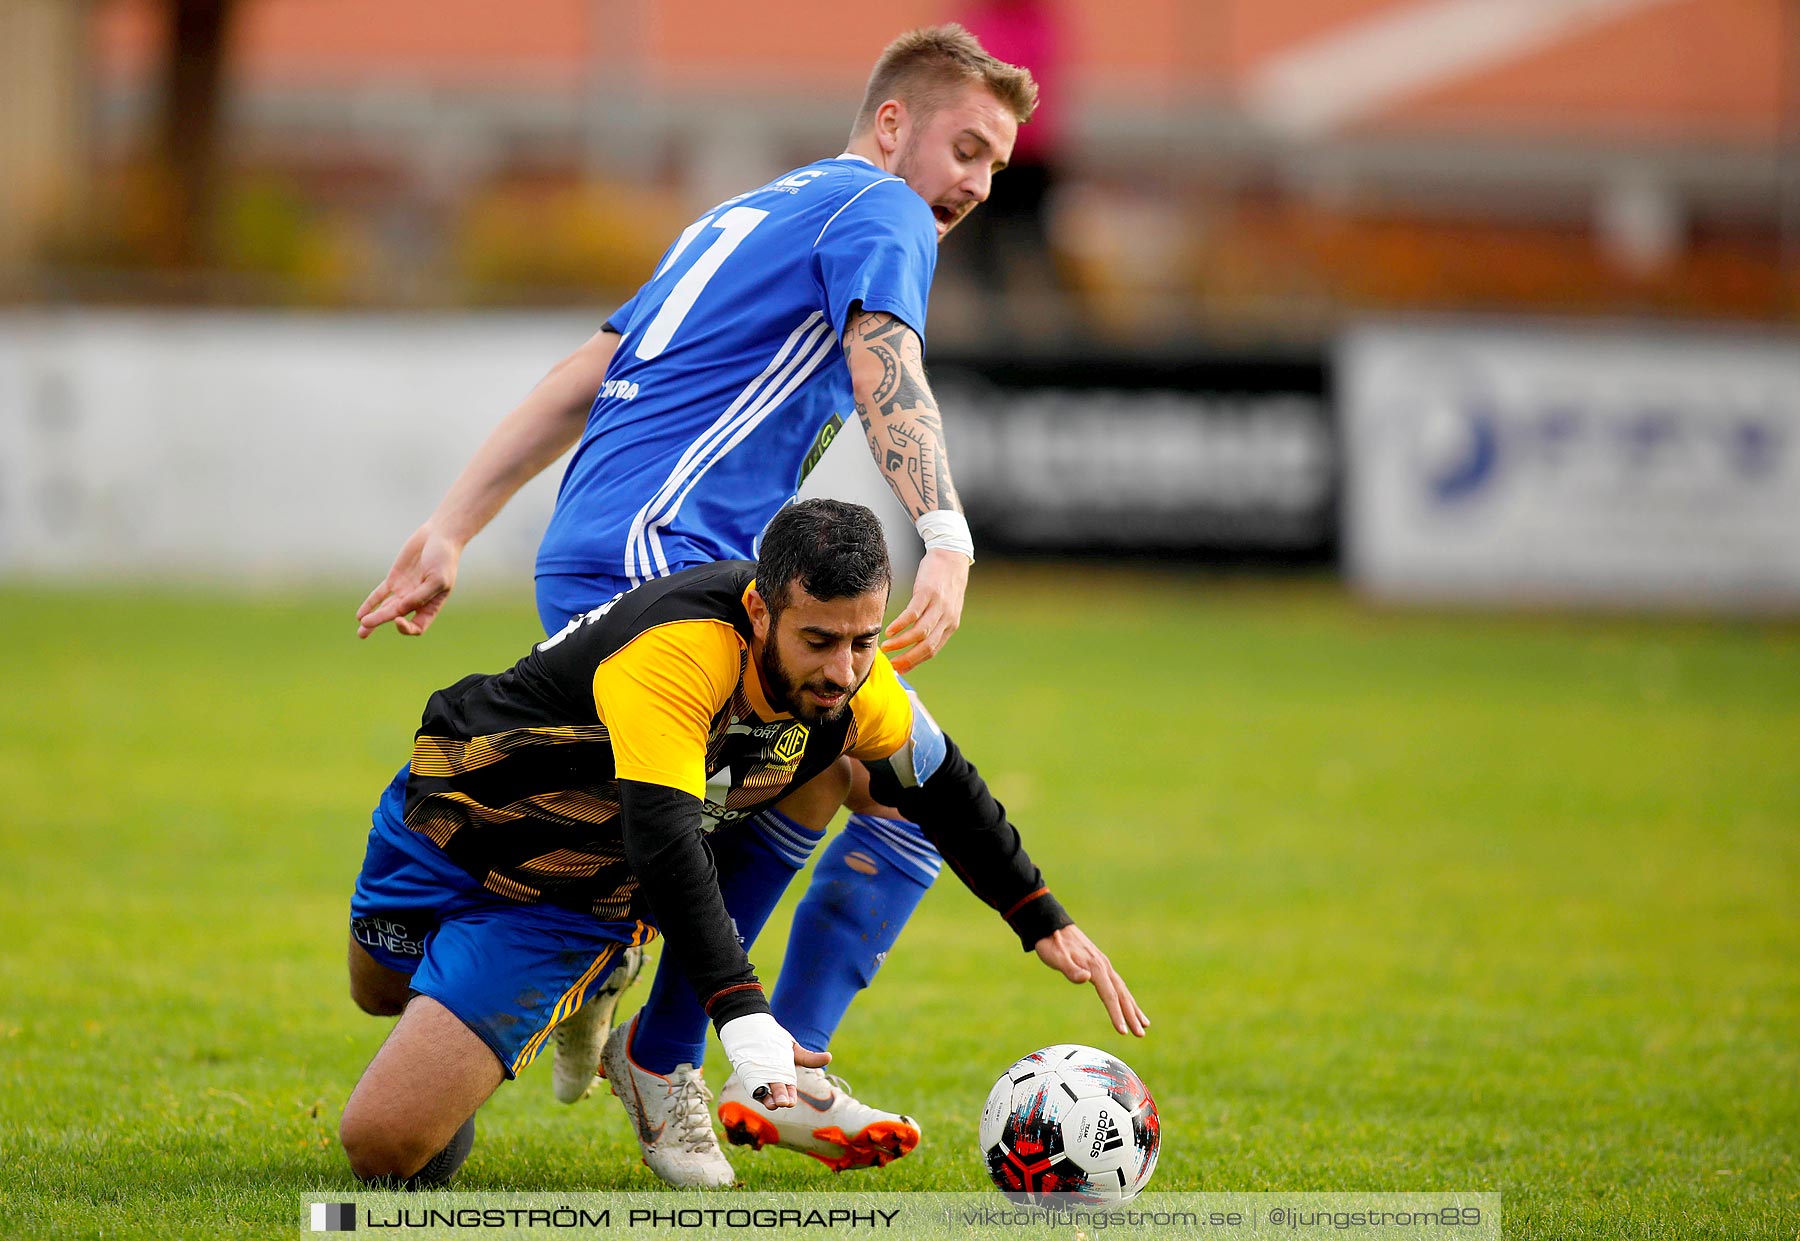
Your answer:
[536,571,654,639]
[349,767,655,1078]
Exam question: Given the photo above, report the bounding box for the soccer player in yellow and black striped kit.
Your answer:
[339,500,1147,1188]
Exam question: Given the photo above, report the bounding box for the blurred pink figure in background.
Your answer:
[954,0,1067,306]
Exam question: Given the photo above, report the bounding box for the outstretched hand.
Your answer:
[1034,924,1150,1038]
[881,547,969,673]
[356,525,463,638]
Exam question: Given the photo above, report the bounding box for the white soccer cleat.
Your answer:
[717,1063,921,1171]
[550,944,645,1104]
[600,1015,736,1188]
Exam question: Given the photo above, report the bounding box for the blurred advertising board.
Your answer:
[931,357,1335,561]
[1341,320,1800,610]
[0,311,578,584]
[0,316,1335,581]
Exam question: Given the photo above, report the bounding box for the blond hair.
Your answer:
[851,24,1038,137]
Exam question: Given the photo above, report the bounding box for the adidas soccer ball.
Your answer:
[979,1044,1160,1203]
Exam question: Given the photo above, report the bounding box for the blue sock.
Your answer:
[629,809,823,1075]
[771,814,942,1053]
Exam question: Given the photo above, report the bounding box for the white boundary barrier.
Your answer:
[0,310,911,587]
[1341,318,1800,610]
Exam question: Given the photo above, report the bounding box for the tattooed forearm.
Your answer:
[879,419,941,510]
[844,309,961,518]
[860,401,950,514]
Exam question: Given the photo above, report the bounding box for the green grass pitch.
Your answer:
[0,569,1795,1238]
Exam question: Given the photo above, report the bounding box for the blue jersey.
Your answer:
[537,155,938,585]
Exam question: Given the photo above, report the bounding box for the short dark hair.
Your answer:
[756,499,891,616]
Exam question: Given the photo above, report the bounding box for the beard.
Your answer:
[893,136,919,187]
[759,638,856,725]
[893,140,953,237]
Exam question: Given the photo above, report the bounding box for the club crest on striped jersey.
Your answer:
[770,723,809,764]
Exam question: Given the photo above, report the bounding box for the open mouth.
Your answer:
[804,683,849,716]
[932,204,959,231]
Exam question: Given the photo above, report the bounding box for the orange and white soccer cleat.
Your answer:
[717,1064,921,1172]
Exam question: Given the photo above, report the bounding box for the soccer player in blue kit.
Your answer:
[355,27,1052,1186]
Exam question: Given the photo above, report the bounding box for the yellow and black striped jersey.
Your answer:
[403,562,913,920]
[400,560,1070,1029]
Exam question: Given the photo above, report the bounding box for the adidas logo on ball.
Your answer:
[1090,1111,1124,1159]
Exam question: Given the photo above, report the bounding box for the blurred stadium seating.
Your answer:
[0,0,1782,330]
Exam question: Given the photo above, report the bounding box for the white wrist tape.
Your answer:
[718,1013,796,1099]
[916,510,975,562]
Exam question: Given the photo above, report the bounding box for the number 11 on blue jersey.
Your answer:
[635,207,770,360]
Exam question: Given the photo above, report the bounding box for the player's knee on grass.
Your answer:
[340,1074,480,1187]
[340,1104,449,1184]
[340,996,500,1185]
[342,1116,475,1189]
[347,938,413,1016]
